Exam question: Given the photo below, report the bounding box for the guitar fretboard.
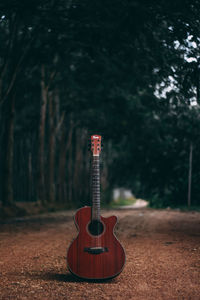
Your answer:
[91,156,100,221]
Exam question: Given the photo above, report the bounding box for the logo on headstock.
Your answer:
[91,135,102,156]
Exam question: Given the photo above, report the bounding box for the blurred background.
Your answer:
[0,0,200,217]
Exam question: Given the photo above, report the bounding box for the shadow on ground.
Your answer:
[27,272,118,284]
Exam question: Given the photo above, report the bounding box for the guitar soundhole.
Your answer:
[88,220,104,236]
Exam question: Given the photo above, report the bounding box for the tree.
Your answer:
[1,0,200,212]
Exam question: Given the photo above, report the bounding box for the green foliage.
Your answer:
[148,194,171,209]
[1,0,200,211]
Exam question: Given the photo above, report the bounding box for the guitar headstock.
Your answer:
[90,135,102,156]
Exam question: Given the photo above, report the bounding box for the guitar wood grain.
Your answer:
[67,206,126,280]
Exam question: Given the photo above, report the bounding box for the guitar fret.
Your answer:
[91,155,101,221]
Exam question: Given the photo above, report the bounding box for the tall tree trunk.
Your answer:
[196,62,200,105]
[73,129,83,204]
[187,142,193,207]
[67,129,73,206]
[2,93,15,206]
[37,64,48,204]
[58,120,73,205]
[57,129,66,204]
[47,92,56,203]
[28,151,33,202]
[54,87,60,126]
[73,129,89,205]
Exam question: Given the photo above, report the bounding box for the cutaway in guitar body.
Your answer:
[67,206,126,280]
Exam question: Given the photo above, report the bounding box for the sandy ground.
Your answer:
[0,208,200,300]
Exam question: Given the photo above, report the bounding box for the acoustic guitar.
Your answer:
[67,134,125,280]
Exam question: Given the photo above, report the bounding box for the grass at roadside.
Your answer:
[109,197,137,208]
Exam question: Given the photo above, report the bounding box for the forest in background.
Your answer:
[0,0,200,217]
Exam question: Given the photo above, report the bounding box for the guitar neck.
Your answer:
[91,155,100,221]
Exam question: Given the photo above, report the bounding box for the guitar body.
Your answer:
[67,206,126,280]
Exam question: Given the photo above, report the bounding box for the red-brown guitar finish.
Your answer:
[67,206,125,280]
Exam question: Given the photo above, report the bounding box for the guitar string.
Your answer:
[97,156,100,248]
[92,155,101,248]
[97,155,101,248]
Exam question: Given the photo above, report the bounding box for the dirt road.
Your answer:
[0,208,200,299]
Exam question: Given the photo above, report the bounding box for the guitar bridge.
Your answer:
[84,247,108,254]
